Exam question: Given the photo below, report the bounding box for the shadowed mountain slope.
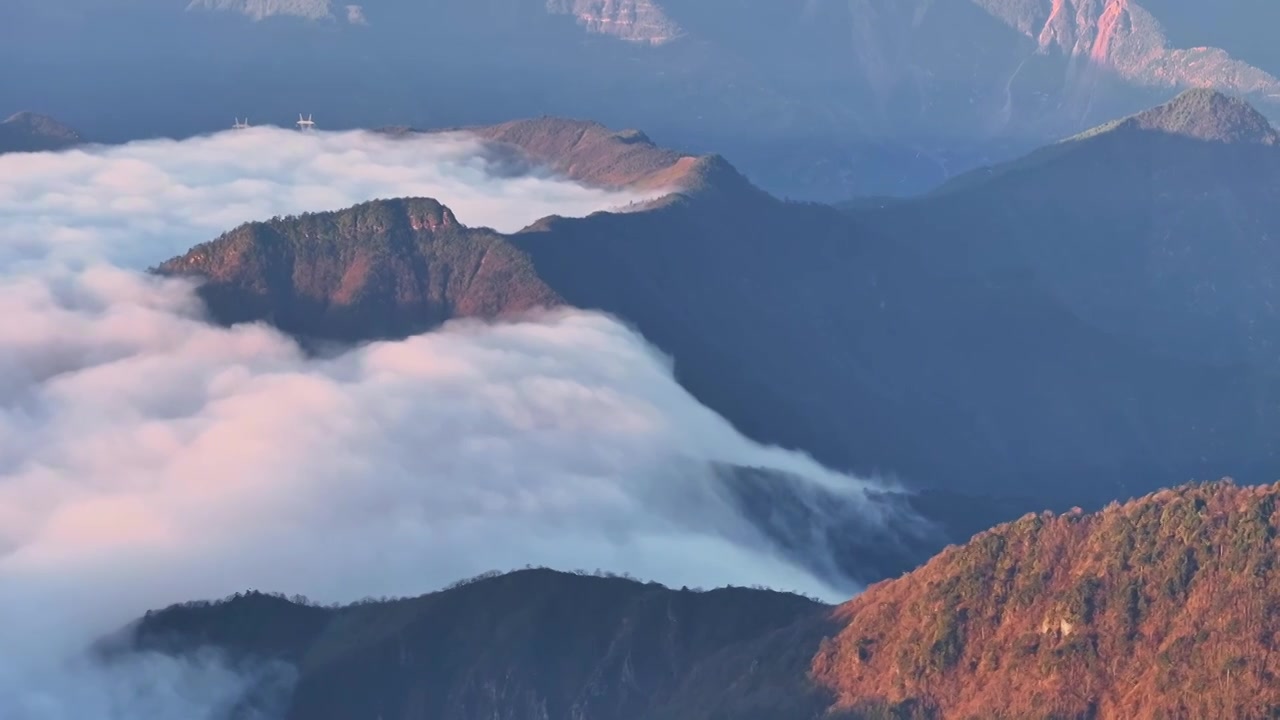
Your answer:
[127,569,849,720]
[858,88,1280,368]
[814,480,1280,720]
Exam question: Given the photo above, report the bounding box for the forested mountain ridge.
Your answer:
[156,197,562,340]
[813,480,1280,720]
[128,569,848,720]
[122,481,1280,720]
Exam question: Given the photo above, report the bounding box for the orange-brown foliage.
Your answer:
[812,480,1280,720]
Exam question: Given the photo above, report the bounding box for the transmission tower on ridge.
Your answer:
[297,113,316,131]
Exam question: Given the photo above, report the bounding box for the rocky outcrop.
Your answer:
[544,0,682,45]
[186,0,368,24]
[974,0,1280,98]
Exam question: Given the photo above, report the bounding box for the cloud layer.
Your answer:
[0,126,652,270]
[0,129,917,718]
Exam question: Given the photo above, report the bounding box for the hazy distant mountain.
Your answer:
[814,479,1280,719]
[460,118,696,190]
[545,0,682,45]
[973,0,1280,101]
[0,111,81,153]
[857,88,1280,367]
[125,569,842,720]
[186,0,366,24]
[6,0,1280,198]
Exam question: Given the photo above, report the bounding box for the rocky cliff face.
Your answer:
[186,0,366,23]
[544,0,682,44]
[974,0,1280,98]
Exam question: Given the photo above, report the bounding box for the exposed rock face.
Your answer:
[186,0,365,23]
[813,480,1280,720]
[544,0,682,44]
[974,0,1280,97]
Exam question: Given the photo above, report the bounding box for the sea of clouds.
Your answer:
[0,128,920,718]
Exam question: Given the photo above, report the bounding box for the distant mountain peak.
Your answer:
[0,111,82,153]
[3,110,78,133]
[395,117,759,198]
[973,0,1280,101]
[1124,88,1280,144]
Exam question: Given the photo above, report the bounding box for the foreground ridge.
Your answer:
[814,480,1280,720]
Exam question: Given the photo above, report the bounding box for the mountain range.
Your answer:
[158,90,1280,520]
[117,479,1280,719]
[7,0,1280,198]
[860,88,1280,368]
[11,33,1280,718]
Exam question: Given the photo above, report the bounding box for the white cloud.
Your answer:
[0,130,920,718]
[0,126,653,271]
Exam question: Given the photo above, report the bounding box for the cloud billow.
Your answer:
[0,129,919,718]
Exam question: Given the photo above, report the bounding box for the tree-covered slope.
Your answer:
[124,481,1280,720]
[814,480,1280,720]
[130,569,846,720]
[156,197,561,340]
